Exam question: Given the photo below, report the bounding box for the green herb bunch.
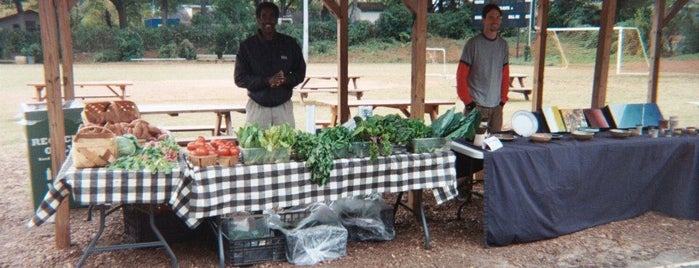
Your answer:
[351,115,392,161]
[107,137,180,174]
[306,138,335,186]
[292,131,317,161]
[318,126,352,159]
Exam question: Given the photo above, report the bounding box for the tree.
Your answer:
[0,0,25,13]
[108,0,127,28]
[548,0,600,27]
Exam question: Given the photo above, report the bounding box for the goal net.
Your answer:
[546,27,649,75]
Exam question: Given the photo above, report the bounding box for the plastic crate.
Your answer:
[219,211,311,266]
[222,230,287,266]
[122,204,198,243]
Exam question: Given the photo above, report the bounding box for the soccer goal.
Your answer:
[426,47,449,78]
[547,26,650,75]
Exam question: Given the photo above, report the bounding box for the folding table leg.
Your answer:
[75,205,178,268]
[393,191,431,249]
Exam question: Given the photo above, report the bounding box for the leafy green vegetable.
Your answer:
[430,108,482,140]
[306,137,334,186]
[107,137,179,174]
[236,123,262,148]
[115,134,139,156]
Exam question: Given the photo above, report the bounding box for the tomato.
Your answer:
[211,139,222,149]
[196,136,206,143]
[217,147,231,156]
[186,141,197,151]
[194,140,206,148]
[230,147,240,156]
[193,147,208,156]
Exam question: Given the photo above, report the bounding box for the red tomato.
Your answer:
[196,136,206,143]
[186,141,197,151]
[230,147,240,156]
[217,148,231,156]
[194,140,206,148]
[193,147,208,156]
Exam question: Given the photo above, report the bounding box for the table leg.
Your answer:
[119,85,127,100]
[299,77,311,89]
[393,191,431,250]
[76,205,178,268]
[351,78,358,90]
[329,106,339,126]
[508,77,515,88]
[425,105,439,121]
[215,113,223,136]
[517,77,525,88]
[398,106,411,118]
[223,112,232,136]
[35,86,45,101]
[104,85,120,98]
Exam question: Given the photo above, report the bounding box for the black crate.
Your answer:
[122,204,198,243]
[219,211,311,266]
[222,230,287,266]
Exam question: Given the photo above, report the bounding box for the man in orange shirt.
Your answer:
[456,3,509,132]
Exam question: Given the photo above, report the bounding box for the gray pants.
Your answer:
[245,99,295,129]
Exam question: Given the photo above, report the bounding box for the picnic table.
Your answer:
[508,73,532,100]
[295,75,366,101]
[314,99,456,126]
[27,81,133,101]
[137,104,246,137]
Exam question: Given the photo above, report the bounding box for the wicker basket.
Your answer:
[108,100,140,123]
[81,101,116,125]
[71,126,118,168]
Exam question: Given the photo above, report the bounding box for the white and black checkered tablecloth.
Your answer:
[28,154,186,227]
[171,150,458,227]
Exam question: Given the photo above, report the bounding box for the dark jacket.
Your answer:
[235,31,306,107]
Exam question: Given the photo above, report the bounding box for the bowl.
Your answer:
[572,130,594,141]
[609,129,631,138]
[685,127,696,135]
[530,133,552,143]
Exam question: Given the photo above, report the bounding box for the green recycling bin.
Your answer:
[22,102,84,210]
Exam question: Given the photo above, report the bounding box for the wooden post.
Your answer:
[58,0,75,100]
[590,0,617,109]
[647,0,665,104]
[38,0,71,249]
[322,0,349,124]
[401,0,427,212]
[531,0,549,112]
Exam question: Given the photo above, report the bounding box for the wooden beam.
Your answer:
[400,0,418,14]
[531,0,549,111]
[322,0,342,19]
[590,0,617,109]
[409,0,426,121]
[663,0,689,26]
[322,0,349,124]
[58,0,75,100]
[405,0,427,223]
[39,0,71,249]
[647,0,665,103]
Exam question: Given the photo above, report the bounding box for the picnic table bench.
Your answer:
[315,99,456,126]
[508,73,532,100]
[295,75,367,101]
[27,81,133,101]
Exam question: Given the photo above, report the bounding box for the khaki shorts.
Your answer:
[464,104,503,132]
[245,99,295,129]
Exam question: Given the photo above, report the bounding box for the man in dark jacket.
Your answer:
[235,2,306,128]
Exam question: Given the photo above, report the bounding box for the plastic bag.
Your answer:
[331,194,395,242]
[268,203,348,266]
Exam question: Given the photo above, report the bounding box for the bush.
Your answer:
[72,25,117,53]
[213,26,243,58]
[21,43,42,62]
[94,50,121,62]
[349,21,375,46]
[375,4,412,42]
[309,20,337,42]
[428,9,471,39]
[178,39,197,60]
[158,42,177,58]
[115,29,144,61]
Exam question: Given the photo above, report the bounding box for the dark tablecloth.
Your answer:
[454,133,699,247]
